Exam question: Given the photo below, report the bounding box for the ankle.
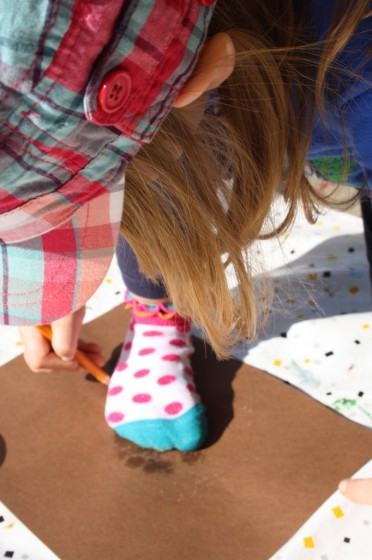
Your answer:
[128,291,171,306]
[124,291,190,329]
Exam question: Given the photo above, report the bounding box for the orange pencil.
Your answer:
[36,325,110,386]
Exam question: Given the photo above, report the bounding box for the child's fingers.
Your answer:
[19,310,105,375]
[18,326,79,373]
[37,353,80,373]
[51,307,86,360]
[77,340,106,367]
[339,478,372,505]
[19,325,52,372]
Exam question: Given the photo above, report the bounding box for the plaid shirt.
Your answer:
[0,0,215,325]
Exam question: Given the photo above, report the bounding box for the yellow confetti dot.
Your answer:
[304,358,311,364]
[15,341,23,346]
[308,300,316,306]
[105,278,113,284]
[273,359,282,367]
[349,286,359,294]
[362,323,370,329]
[287,298,296,304]
[303,536,315,549]
[307,273,317,280]
[316,220,324,226]
[332,506,344,518]
[332,225,341,231]
[327,254,337,260]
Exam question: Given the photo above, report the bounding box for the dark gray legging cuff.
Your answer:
[360,193,372,289]
[115,235,169,299]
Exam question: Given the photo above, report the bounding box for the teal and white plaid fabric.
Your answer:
[0,0,215,325]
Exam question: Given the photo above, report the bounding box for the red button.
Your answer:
[98,69,131,114]
[197,0,216,6]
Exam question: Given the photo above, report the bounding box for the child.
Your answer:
[2,1,372,500]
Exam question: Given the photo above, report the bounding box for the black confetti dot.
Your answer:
[354,340,361,344]
[309,263,315,268]
[280,332,287,338]
[0,516,4,523]
[4,552,14,558]
[326,392,332,396]
[325,351,334,357]
[290,250,295,254]
[358,391,364,397]
[323,271,331,277]
[348,247,355,252]
[343,537,351,544]
[115,291,121,295]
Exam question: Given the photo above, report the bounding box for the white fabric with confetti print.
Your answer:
[230,199,372,430]
[269,460,372,560]
[0,502,60,559]
[245,312,372,428]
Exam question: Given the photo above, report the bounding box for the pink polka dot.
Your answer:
[107,412,125,424]
[124,341,132,351]
[187,383,196,393]
[117,362,128,372]
[134,369,150,378]
[108,386,123,396]
[162,354,181,362]
[165,402,183,415]
[139,348,155,356]
[133,393,152,403]
[169,339,186,347]
[184,367,194,377]
[129,322,135,331]
[158,375,176,385]
[143,330,164,337]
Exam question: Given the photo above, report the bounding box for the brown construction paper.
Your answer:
[0,305,371,559]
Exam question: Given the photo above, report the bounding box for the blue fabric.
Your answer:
[308,0,372,190]
[112,403,208,452]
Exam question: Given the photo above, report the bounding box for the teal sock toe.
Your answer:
[113,404,208,452]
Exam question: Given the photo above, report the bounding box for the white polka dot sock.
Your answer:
[105,294,207,451]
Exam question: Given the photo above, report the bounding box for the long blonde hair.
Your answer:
[122,0,371,358]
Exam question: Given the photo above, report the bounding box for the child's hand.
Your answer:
[19,307,105,373]
[339,478,372,505]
